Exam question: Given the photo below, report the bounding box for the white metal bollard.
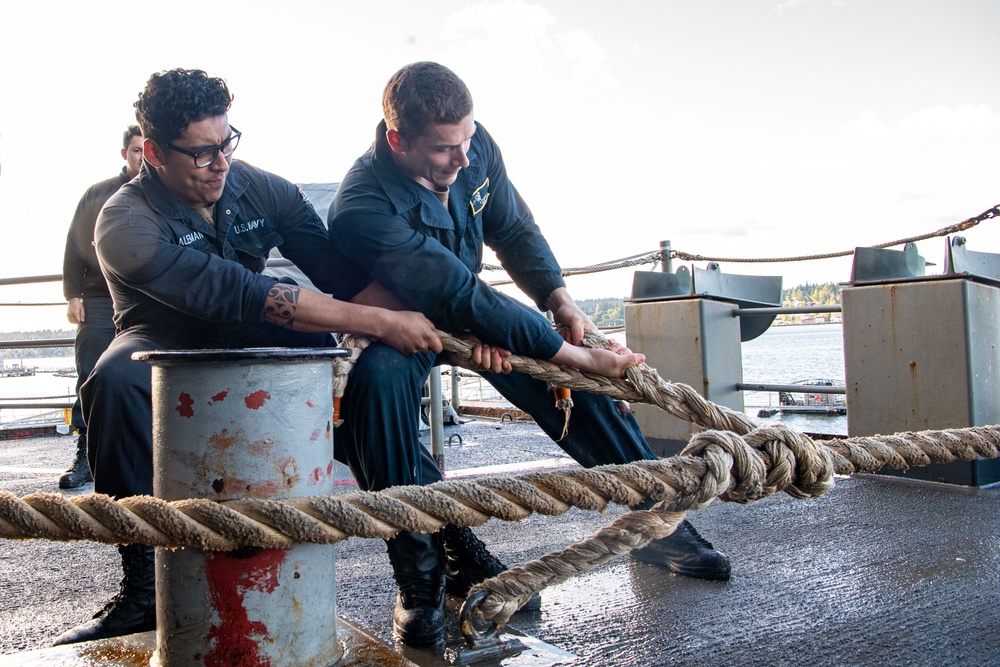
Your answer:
[137,348,347,667]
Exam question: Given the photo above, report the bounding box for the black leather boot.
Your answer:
[386,531,446,647]
[630,519,732,580]
[58,434,93,489]
[52,544,156,645]
[440,524,541,611]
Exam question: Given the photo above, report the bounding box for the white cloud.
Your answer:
[898,104,1000,140]
[844,104,1000,144]
[842,110,894,143]
[444,0,555,41]
[440,0,620,99]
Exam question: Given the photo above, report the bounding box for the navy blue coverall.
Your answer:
[328,121,656,493]
[62,168,128,432]
[84,160,367,499]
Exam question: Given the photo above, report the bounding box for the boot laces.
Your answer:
[444,528,506,573]
[93,569,149,620]
[93,595,122,620]
[397,576,443,608]
[676,521,715,551]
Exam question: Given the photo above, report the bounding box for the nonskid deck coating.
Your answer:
[1,418,998,666]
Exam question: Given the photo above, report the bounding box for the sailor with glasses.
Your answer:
[53,68,442,646]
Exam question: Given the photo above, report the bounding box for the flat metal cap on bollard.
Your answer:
[133,347,350,364]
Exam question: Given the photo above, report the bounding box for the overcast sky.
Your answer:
[1,0,998,331]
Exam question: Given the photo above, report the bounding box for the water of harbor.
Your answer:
[457,322,848,436]
[0,356,77,427]
[741,322,847,436]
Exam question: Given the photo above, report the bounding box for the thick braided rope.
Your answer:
[471,423,835,623]
[0,423,843,553]
[0,453,722,548]
[433,329,758,434]
[470,423,1000,623]
[3,423,998,625]
[334,330,756,433]
[335,329,753,433]
[6,423,994,548]
[5,330,1000,625]
[329,330,1000,622]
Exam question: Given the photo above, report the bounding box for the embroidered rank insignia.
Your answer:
[470,178,489,216]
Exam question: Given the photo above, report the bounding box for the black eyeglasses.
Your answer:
[162,126,241,168]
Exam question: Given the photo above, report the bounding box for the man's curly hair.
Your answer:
[134,68,233,144]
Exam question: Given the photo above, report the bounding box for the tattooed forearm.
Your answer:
[264,283,300,327]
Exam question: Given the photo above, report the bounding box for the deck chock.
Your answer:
[630,263,782,341]
[630,264,693,301]
[945,236,1000,286]
[850,242,926,283]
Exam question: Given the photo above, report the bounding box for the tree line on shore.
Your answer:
[0,329,74,359]
[578,281,843,328]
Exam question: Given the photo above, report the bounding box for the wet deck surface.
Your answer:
[1,418,999,666]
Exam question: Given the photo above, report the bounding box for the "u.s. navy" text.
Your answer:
[233,218,264,235]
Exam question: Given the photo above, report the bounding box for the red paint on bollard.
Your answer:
[203,548,286,667]
[176,393,195,418]
[244,390,270,410]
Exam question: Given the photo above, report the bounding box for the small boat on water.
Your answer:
[757,378,847,417]
[0,365,36,378]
